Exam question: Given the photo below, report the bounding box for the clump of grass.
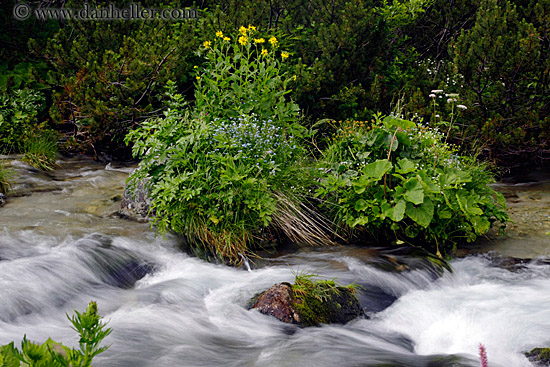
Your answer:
[22,132,58,171]
[0,160,12,194]
[271,191,339,247]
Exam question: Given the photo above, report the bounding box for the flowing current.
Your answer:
[1,156,549,367]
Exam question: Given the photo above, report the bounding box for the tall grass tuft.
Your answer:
[22,132,58,171]
[0,160,12,195]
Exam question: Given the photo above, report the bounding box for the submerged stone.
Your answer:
[251,279,364,327]
[0,193,6,207]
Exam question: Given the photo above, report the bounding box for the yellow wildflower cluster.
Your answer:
[238,36,248,46]
[203,26,289,61]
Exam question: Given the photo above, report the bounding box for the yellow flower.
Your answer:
[254,38,265,44]
[269,36,278,45]
[248,25,256,31]
[239,26,247,35]
[238,36,248,45]
[223,36,230,42]
[196,76,201,80]
[261,49,268,56]
[215,31,224,38]
[281,51,289,59]
[293,75,297,81]
[194,65,198,69]
[203,40,211,48]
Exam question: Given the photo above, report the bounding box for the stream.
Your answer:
[1,156,549,367]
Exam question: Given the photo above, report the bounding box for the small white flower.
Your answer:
[457,105,467,110]
[429,93,436,98]
[431,89,444,94]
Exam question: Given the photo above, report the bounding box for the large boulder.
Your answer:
[251,279,364,327]
[119,179,153,222]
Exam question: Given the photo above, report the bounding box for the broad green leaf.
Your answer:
[406,198,434,227]
[355,199,369,212]
[363,159,392,180]
[456,190,483,216]
[352,175,372,194]
[439,168,472,188]
[396,158,416,174]
[471,216,490,234]
[350,216,369,227]
[404,177,424,204]
[417,171,440,193]
[382,116,416,130]
[387,199,406,222]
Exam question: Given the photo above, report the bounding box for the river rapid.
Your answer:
[1,156,549,367]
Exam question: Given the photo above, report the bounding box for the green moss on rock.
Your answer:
[291,274,363,327]
[526,347,550,364]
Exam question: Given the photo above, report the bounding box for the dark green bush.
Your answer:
[450,0,550,161]
[37,1,204,157]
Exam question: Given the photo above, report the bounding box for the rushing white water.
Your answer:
[1,157,549,366]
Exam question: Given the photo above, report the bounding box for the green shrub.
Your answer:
[0,89,45,153]
[126,27,324,264]
[0,88,59,170]
[0,301,111,367]
[38,1,204,156]
[450,0,550,160]
[315,115,509,256]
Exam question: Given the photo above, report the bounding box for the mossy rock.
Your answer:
[526,347,550,365]
[251,275,363,327]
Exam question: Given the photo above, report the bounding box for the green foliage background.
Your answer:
[1,0,548,163]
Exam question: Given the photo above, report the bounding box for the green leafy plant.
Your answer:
[0,301,111,367]
[316,114,508,256]
[194,26,302,133]
[0,89,46,153]
[126,27,324,264]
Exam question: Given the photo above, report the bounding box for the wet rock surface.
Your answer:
[458,166,550,258]
[119,178,153,222]
[0,193,6,207]
[251,282,363,326]
[251,283,301,324]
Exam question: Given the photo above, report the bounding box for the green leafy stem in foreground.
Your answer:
[0,301,111,367]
